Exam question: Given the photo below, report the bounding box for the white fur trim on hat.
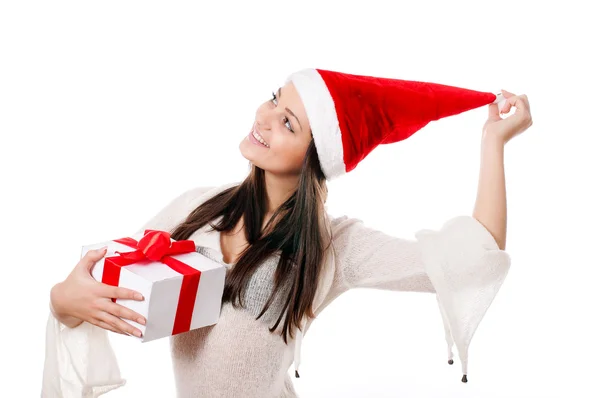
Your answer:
[285,68,346,180]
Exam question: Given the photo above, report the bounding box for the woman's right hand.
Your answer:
[50,247,146,337]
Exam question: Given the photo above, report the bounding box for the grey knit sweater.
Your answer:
[42,183,511,397]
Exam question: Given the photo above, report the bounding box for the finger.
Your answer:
[501,95,525,114]
[100,284,145,301]
[501,89,516,98]
[505,95,526,110]
[99,321,128,335]
[80,247,107,272]
[90,318,128,335]
[498,90,517,114]
[98,311,143,337]
[101,301,147,325]
[488,103,501,121]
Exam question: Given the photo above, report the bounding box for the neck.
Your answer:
[263,171,299,217]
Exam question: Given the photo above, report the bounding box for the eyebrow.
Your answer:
[278,87,303,132]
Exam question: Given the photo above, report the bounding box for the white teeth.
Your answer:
[253,130,269,147]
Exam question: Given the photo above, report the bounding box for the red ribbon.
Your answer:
[102,229,200,336]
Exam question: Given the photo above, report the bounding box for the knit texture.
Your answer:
[42,183,511,397]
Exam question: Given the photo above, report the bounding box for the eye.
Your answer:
[270,91,294,133]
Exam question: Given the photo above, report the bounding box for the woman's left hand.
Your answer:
[482,89,533,144]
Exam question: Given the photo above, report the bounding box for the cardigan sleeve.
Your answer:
[134,185,217,234]
[332,214,511,381]
[42,311,126,398]
[41,186,216,397]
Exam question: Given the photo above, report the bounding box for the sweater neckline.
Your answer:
[190,216,229,265]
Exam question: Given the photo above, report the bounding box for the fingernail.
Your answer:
[135,293,144,300]
[138,317,146,325]
[134,330,142,337]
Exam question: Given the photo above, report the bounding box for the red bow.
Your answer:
[102,230,201,336]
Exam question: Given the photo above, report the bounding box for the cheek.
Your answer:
[265,135,308,172]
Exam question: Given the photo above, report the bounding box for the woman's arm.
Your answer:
[49,283,84,328]
[42,185,218,397]
[473,89,533,250]
[473,134,507,250]
[331,213,511,380]
[332,214,507,293]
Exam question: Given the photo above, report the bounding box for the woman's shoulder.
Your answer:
[138,182,240,233]
[327,213,348,227]
[177,181,241,204]
[326,213,364,239]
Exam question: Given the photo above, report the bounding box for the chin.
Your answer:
[239,139,248,159]
[239,137,263,166]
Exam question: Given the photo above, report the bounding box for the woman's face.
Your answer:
[239,82,312,176]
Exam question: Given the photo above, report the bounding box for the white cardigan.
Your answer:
[42,183,511,397]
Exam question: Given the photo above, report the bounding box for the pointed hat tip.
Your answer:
[493,92,505,104]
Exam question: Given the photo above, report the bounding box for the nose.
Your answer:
[256,107,283,130]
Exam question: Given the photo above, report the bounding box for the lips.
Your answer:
[251,126,269,147]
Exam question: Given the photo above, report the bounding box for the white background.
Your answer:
[1,0,599,397]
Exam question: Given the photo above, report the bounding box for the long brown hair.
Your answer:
[170,139,331,344]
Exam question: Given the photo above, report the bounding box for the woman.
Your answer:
[44,68,533,397]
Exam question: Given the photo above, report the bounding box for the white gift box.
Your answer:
[81,230,226,342]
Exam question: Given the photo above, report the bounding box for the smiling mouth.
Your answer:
[251,127,270,148]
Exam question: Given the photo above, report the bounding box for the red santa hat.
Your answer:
[285,68,505,180]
